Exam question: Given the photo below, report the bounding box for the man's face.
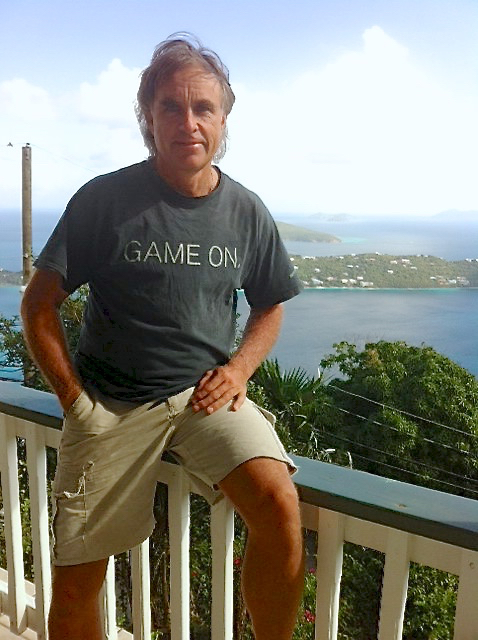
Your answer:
[147,64,226,175]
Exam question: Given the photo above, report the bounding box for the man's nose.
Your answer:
[180,108,197,132]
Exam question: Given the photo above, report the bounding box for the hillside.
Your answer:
[275,221,340,243]
[0,269,22,286]
[291,253,478,289]
[3,254,478,290]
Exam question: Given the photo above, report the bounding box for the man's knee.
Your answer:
[251,476,300,531]
[220,458,301,534]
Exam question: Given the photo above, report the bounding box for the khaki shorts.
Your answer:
[52,386,295,566]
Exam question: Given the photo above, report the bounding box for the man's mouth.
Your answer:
[176,140,203,147]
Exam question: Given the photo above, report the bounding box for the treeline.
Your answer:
[292,253,478,288]
[4,252,478,289]
[0,269,23,286]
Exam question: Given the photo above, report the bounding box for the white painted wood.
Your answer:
[2,406,478,640]
[408,534,462,576]
[25,427,51,640]
[341,512,462,575]
[454,550,478,640]
[315,509,345,640]
[131,541,151,640]
[299,501,320,531]
[168,467,190,640]
[378,528,410,640]
[210,498,234,640]
[0,416,27,635]
[103,557,117,640]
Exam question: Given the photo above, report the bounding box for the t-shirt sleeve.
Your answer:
[34,187,96,293]
[242,205,303,308]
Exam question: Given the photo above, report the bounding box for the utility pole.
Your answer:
[22,143,32,287]
[21,144,35,386]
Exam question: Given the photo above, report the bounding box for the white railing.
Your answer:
[1,381,478,639]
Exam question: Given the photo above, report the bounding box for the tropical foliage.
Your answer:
[2,297,477,638]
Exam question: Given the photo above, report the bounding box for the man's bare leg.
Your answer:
[48,558,108,640]
[219,458,304,640]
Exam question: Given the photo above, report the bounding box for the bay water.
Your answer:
[1,210,477,379]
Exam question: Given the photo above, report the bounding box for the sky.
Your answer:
[1,0,477,218]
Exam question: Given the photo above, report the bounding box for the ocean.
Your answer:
[237,288,478,378]
[1,210,477,379]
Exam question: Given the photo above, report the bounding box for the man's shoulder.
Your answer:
[82,160,149,191]
[220,171,269,212]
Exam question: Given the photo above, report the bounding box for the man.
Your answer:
[22,34,304,640]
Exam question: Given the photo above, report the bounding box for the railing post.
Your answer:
[378,528,410,640]
[315,509,345,640]
[454,549,478,640]
[210,497,234,640]
[0,415,27,635]
[101,557,117,640]
[25,426,52,640]
[131,541,151,640]
[168,466,190,640]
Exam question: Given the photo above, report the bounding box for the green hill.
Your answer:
[276,221,340,244]
[291,253,478,288]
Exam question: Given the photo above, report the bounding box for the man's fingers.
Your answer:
[195,369,214,390]
[198,387,242,415]
[230,389,246,412]
[192,380,230,410]
[191,363,249,414]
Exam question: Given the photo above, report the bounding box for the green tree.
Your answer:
[251,358,343,462]
[319,340,478,639]
[320,340,478,497]
[0,286,88,390]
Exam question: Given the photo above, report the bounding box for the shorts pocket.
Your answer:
[251,401,277,427]
[61,391,114,451]
[64,390,93,421]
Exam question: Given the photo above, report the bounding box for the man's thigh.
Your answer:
[167,396,296,494]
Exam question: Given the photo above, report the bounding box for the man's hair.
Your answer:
[136,33,236,162]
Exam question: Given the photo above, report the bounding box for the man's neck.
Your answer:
[154,159,219,198]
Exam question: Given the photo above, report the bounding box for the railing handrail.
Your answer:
[2,380,478,553]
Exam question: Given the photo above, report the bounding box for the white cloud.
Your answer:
[1,27,477,216]
[0,78,56,121]
[0,61,146,210]
[221,26,478,215]
[78,59,141,125]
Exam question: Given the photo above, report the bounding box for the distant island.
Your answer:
[2,253,478,290]
[275,221,340,244]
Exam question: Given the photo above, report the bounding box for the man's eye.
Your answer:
[196,102,214,114]
[163,102,180,113]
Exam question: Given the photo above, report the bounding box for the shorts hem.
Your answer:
[52,528,154,567]
[213,452,297,487]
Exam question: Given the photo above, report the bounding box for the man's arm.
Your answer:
[191,303,284,415]
[21,269,84,412]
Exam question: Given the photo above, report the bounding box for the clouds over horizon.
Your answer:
[1,26,476,216]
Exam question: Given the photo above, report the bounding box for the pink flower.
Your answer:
[308,567,316,574]
[233,556,242,566]
[304,609,316,623]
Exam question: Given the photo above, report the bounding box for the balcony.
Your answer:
[1,379,478,639]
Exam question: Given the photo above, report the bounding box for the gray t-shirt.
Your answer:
[36,160,302,402]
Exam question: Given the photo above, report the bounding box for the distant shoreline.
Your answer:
[2,281,478,293]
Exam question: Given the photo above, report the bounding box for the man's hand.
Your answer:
[191,304,284,415]
[191,362,249,415]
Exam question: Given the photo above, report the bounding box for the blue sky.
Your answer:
[1,0,477,216]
